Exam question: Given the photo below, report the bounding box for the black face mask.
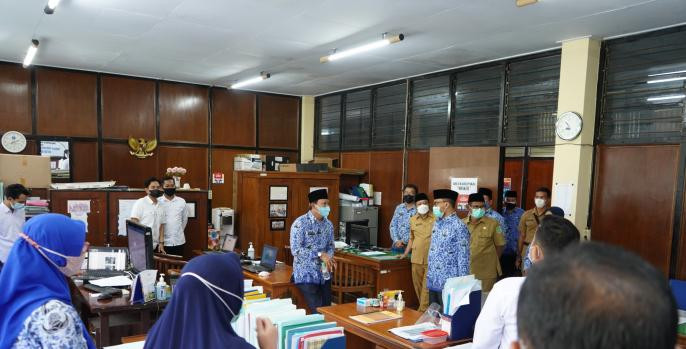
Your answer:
[149,189,163,198]
[505,202,516,210]
[403,195,415,204]
[163,188,176,196]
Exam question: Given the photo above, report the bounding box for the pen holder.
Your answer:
[449,290,481,341]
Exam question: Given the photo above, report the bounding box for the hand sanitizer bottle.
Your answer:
[248,242,255,260]
[396,291,405,311]
[156,274,167,301]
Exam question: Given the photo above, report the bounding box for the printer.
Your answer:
[211,207,235,237]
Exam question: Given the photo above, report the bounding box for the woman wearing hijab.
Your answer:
[0,213,95,349]
[144,252,277,349]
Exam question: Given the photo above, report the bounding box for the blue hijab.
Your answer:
[144,252,253,348]
[0,213,95,349]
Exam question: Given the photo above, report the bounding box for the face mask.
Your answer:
[505,202,516,210]
[317,205,330,218]
[12,202,25,210]
[417,204,430,215]
[403,195,415,204]
[181,272,243,323]
[471,208,485,219]
[19,232,86,276]
[149,189,163,198]
[534,198,546,208]
[163,188,176,196]
[433,205,443,218]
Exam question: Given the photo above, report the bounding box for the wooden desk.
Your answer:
[242,262,308,312]
[75,285,167,347]
[318,303,466,349]
[335,251,418,308]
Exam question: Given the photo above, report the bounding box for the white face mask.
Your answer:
[19,232,86,276]
[417,204,430,215]
[181,272,244,323]
[534,198,546,208]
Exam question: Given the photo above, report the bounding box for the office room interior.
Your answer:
[1,0,686,348]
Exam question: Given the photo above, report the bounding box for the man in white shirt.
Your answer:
[130,177,166,253]
[159,176,187,257]
[471,215,580,349]
[0,184,30,268]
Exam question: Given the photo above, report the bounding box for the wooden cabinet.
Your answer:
[234,171,340,262]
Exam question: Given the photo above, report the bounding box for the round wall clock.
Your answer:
[1,131,27,153]
[555,111,583,141]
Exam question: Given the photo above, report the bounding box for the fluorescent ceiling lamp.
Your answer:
[320,34,404,63]
[647,77,686,84]
[230,72,270,89]
[516,0,538,7]
[44,0,61,14]
[22,40,39,68]
[648,70,686,77]
[646,94,686,102]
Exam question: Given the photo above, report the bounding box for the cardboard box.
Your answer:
[309,157,337,168]
[279,164,297,172]
[234,154,265,171]
[0,154,51,188]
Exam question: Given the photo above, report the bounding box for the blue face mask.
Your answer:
[471,208,485,219]
[432,205,443,218]
[12,202,25,210]
[317,205,330,218]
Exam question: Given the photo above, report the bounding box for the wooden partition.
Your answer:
[50,189,208,260]
[503,157,554,210]
[234,171,340,262]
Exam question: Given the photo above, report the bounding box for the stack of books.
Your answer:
[25,199,49,218]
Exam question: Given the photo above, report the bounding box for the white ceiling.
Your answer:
[0,0,684,96]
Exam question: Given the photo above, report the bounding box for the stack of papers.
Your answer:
[389,322,439,342]
[443,275,481,315]
[349,311,402,325]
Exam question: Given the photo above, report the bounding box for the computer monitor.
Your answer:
[342,220,368,244]
[87,247,128,271]
[126,220,154,273]
[260,244,278,271]
[349,224,371,248]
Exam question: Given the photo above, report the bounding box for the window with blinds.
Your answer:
[453,65,503,145]
[316,94,342,151]
[409,75,450,148]
[598,29,686,144]
[373,83,407,149]
[342,89,372,149]
[503,54,561,145]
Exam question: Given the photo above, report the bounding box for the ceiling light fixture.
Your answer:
[320,33,404,63]
[44,0,61,14]
[646,77,686,84]
[646,94,686,102]
[23,40,39,68]
[230,72,271,89]
[516,0,538,7]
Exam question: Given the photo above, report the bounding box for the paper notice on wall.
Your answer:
[373,192,382,206]
[451,178,478,211]
[70,212,89,232]
[552,182,575,217]
[118,199,138,236]
[67,200,90,214]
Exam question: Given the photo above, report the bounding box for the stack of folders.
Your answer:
[233,285,345,349]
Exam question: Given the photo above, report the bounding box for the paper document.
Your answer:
[389,322,439,342]
[359,251,385,256]
[103,341,145,349]
[118,199,137,236]
[89,275,133,287]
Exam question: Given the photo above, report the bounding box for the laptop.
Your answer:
[79,246,128,279]
[205,235,238,255]
[242,244,277,273]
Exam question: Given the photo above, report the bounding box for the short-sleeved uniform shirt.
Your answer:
[426,213,470,292]
[517,208,545,257]
[501,207,525,256]
[290,211,334,285]
[390,203,417,244]
[130,196,166,248]
[463,216,505,280]
[409,213,435,265]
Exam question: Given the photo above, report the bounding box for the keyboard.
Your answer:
[242,264,272,274]
[83,283,123,297]
[79,269,127,279]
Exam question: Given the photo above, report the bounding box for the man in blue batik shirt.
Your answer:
[426,189,471,309]
[501,190,525,277]
[477,188,507,235]
[389,184,418,253]
[290,189,335,314]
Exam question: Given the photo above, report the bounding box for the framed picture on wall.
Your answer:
[269,203,287,218]
[270,219,286,231]
[269,186,288,201]
[186,202,196,219]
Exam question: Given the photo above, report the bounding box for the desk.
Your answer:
[318,303,466,349]
[242,262,308,312]
[335,250,418,308]
[75,285,167,347]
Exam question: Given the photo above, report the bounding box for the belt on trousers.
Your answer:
[523,242,531,246]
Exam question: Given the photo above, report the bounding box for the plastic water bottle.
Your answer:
[321,261,331,281]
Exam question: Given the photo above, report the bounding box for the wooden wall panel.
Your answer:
[101,76,155,140]
[524,159,554,210]
[504,158,524,206]
[211,149,244,208]
[212,89,256,147]
[102,142,157,188]
[157,146,209,189]
[369,151,404,248]
[591,145,678,275]
[0,63,31,134]
[158,82,209,143]
[36,68,97,137]
[258,95,299,149]
[50,191,108,246]
[341,152,371,182]
[71,141,98,182]
[406,150,430,195]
